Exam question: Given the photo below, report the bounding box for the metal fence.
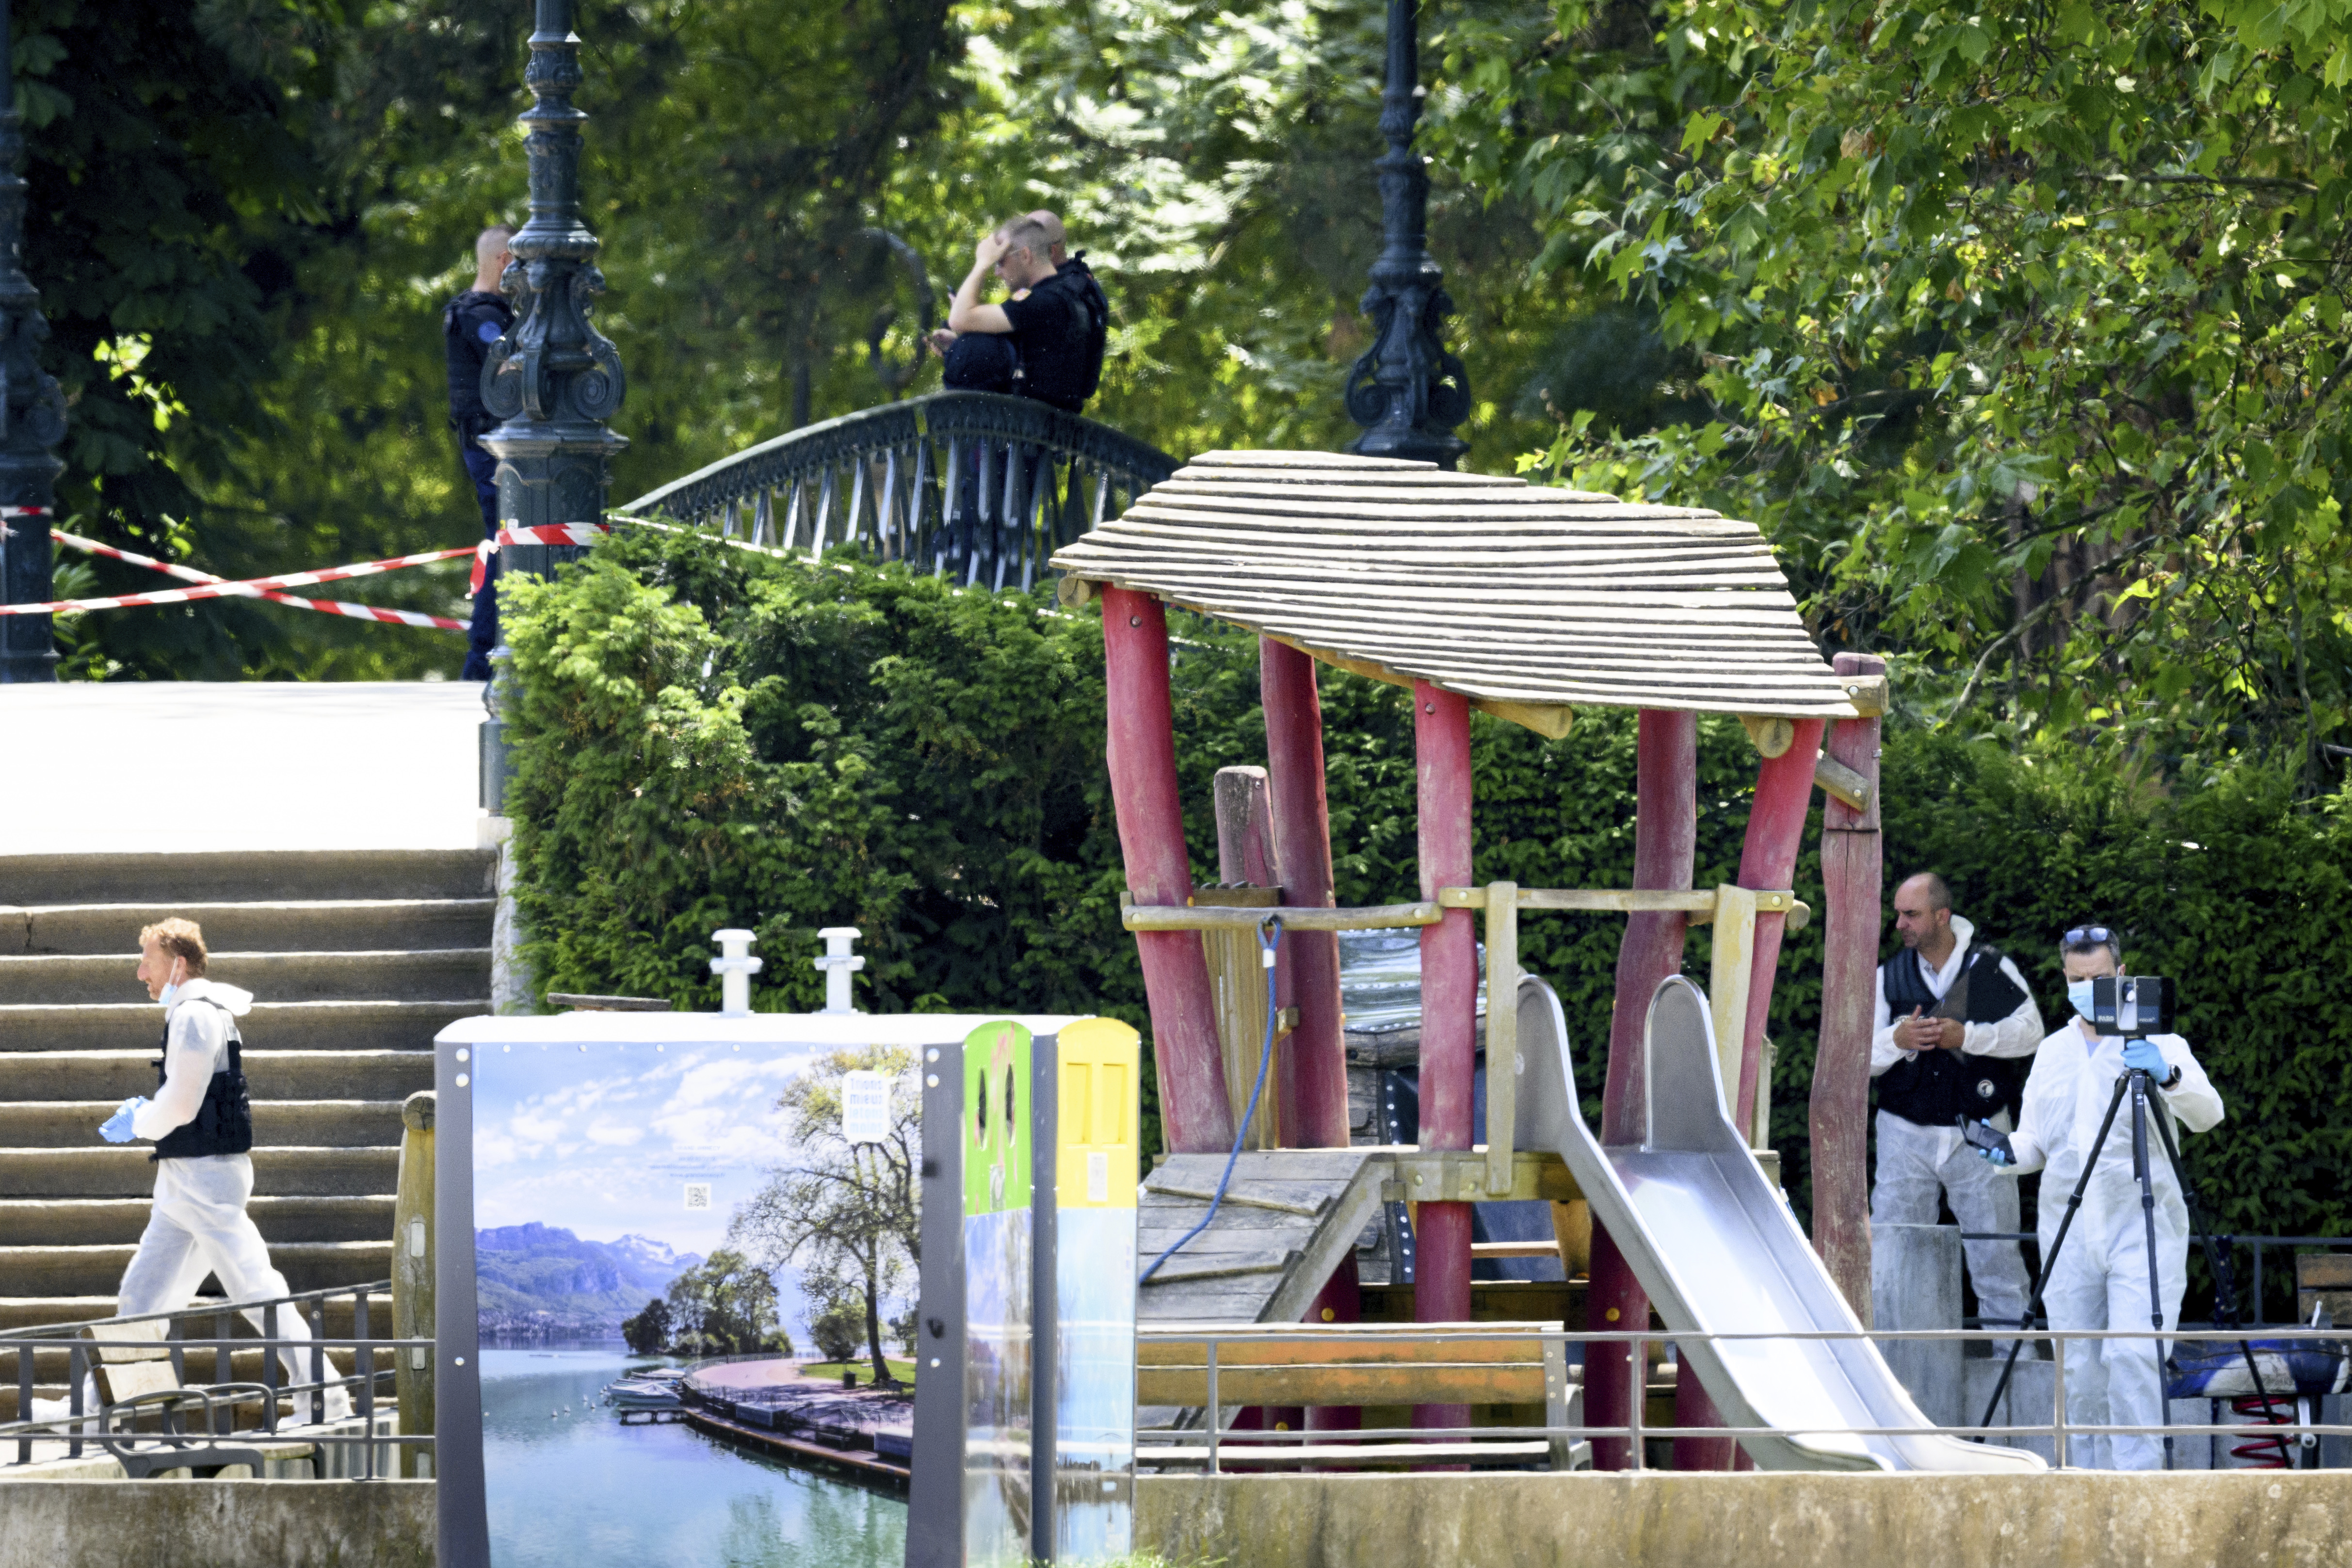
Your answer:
[1958,1232,2349,1328]
[1135,1324,2352,1474]
[612,390,1178,594]
[0,1279,426,1479]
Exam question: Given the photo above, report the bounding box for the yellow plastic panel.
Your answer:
[1055,1017,1140,1210]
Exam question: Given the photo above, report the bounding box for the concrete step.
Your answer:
[0,1195,398,1246]
[2,1050,432,1104]
[0,1240,392,1298]
[0,949,493,1005]
[0,1101,405,1149]
[0,1147,400,1199]
[0,1293,391,1336]
[0,849,495,906]
[0,1000,483,1053]
[7,900,494,956]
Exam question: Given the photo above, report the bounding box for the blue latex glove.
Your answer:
[98,1097,147,1144]
[2123,1039,2168,1077]
[1969,1122,2015,1165]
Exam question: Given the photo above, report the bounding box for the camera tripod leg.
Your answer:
[1977,1073,2133,1434]
[2130,1071,2164,1332]
[2143,1084,2278,1447]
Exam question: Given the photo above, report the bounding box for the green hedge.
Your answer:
[504,535,2352,1306]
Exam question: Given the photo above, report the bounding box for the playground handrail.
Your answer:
[1134,1322,2352,1473]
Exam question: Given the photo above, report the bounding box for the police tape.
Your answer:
[465,523,615,593]
[48,529,472,633]
[2,534,477,625]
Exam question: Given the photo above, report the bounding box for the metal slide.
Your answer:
[1515,972,2046,1472]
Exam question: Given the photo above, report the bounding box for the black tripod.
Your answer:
[1976,1063,2275,1463]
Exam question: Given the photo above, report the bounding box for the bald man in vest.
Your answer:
[1870,872,2044,1347]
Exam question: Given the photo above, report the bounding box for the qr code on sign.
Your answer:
[683,1183,713,1212]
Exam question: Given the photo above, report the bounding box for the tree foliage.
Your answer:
[619,1295,672,1356]
[1430,0,2352,776]
[31,0,1588,680]
[729,1046,923,1384]
[662,1247,785,1356]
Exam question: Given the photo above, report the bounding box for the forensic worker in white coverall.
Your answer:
[1979,924,2223,1471]
[1869,872,2043,1345]
[100,918,347,1423]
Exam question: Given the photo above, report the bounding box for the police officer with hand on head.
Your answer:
[1869,871,2044,1348]
[1977,923,2223,1471]
[444,225,516,682]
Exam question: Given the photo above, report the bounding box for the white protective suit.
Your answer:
[2001,1020,2223,1470]
[1869,916,2043,1342]
[118,977,348,1423]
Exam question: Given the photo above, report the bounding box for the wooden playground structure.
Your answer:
[1048,448,1890,1468]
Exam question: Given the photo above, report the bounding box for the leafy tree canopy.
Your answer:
[1430,0,2352,778]
[31,0,1580,679]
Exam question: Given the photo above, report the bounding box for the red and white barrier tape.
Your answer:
[2,539,475,620]
[496,523,614,548]
[48,530,469,633]
[469,521,616,592]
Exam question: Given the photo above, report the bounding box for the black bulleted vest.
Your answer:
[1877,942,2031,1126]
[151,998,254,1161]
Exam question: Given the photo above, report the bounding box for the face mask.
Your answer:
[2066,978,2095,1020]
[158,982,180,1008]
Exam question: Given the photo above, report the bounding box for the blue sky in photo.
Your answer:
[471,1040,821,1260]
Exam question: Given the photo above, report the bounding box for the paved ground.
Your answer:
[0,681,491,854]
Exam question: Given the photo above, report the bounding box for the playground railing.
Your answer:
[1961,1231,2352,1329]
[1133,1323,2352,1473]
[0,1280,423,1477]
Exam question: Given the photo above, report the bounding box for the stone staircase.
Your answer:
[0,848,492,1420]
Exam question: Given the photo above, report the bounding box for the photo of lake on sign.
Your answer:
[470,1040,908,1568]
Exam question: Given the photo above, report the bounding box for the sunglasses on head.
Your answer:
[2063,924,2115,947]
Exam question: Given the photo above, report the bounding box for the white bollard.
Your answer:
[814,927,865,1014]
[710,928,762,1017]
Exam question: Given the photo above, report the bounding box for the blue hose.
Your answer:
[1138,915,1282,1284]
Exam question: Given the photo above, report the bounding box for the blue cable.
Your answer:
[1138,915,1282,1284]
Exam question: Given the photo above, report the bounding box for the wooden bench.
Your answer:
[1136,1321,1585,1471]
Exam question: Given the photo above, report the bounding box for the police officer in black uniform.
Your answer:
[444,226,516,681]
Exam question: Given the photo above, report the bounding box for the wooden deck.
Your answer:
[682,1407,911,1495]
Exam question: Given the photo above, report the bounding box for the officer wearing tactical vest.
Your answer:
[444,225,517,682]
[1869,872,2044,1346]
[97,919,347,1422]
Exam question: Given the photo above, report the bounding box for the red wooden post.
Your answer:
[1260,638,1363,1432]
[1259,638,1348,1150]
[1100,585,1236,1155]
[1731,718,1828,1135]
[1411,680,1475,1437]
[1588,709,1695,1469]
[1813,655,1884,1317]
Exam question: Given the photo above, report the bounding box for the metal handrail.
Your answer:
[4,1279,426,1479]
[1958,1232,2352,1328]
[612,391,1178,593]
[1133,1323,2352,1473]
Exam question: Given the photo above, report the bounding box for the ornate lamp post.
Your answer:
[1343,0,1470,469]
[0,0,66,684]
[477,0,628,806]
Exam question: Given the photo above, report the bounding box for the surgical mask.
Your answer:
[2066,978,2095,1020]
[158,982,180,1009]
